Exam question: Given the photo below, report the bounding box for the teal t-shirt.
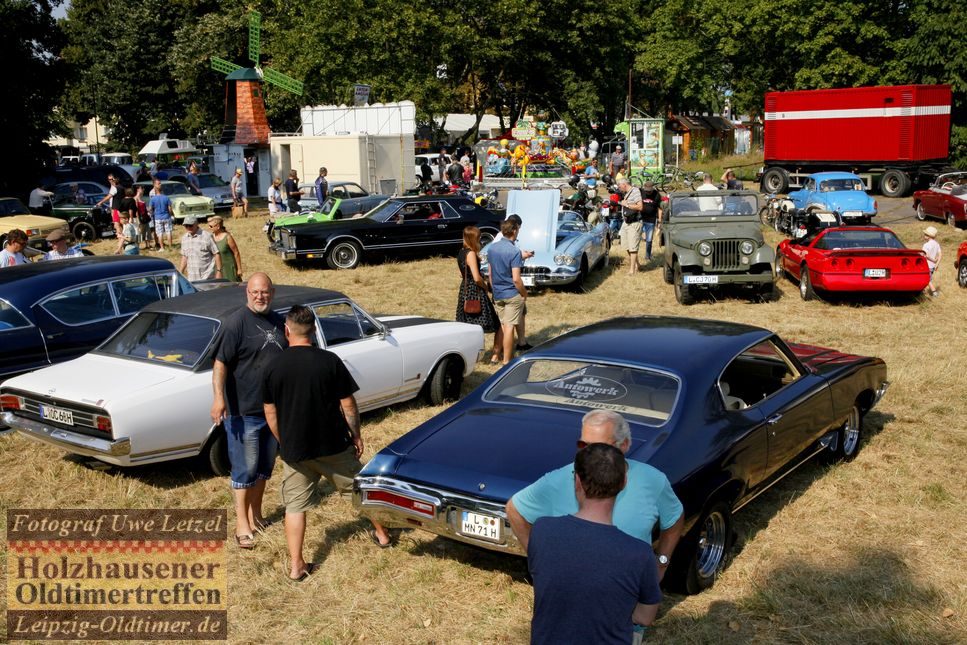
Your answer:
[511,459,683,542]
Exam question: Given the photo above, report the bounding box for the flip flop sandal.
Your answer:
[290,562,318,582]
[369,529,392,549]
[234,534,255,549]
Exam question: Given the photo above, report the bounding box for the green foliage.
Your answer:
[949,126,967,169]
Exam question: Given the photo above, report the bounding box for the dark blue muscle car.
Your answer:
[353,317,889,594]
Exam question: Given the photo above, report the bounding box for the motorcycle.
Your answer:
[774,206,840,239]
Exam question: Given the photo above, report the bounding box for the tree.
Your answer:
[2,0,66,195]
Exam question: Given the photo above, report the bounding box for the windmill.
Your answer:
[210,11,303,145]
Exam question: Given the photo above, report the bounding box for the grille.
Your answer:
[710,239,742,271]
[186,204,208,213]
[280,230,292,248]
[522,266,550,275]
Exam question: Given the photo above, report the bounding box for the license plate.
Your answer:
[40,404,74,426]
[864,268,888,278]
[522,275,535,287]
[684,275,719,284]
[460,511,502,542]
[842,211,863,218]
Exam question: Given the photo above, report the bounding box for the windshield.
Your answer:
[669,193,757,217]
[484,358,680,426]
[363,199,400,221]
[97,312,218,369]
[0,199,30,216]
[815,230,906,250]
[197,175,227,189]
[820,179,864,192]
[161,183,190,196]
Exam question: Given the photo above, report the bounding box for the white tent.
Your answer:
[138,138,198,157]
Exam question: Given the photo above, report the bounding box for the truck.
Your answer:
[759,84,952,197]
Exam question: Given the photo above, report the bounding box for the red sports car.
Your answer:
[912,171,967,228]
[956,241,967,288]
[777,226,930,300]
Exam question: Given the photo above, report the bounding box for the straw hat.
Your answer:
[923,226,938,238]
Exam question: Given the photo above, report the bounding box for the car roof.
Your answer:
[809,172,861,181]
[0,197,25,205]
[0,256,178,310]
[135,180,180,186]
[532,316,772,379]
[141,284,347,320]
[299,181,358,188]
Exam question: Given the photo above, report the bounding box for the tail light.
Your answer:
[365,490,435,518]
[873,200,877,211]
[0,394,24,411]
[915,257,924,266]
[94,414,112,434]
[901,258,909,267]
[846,258,854,267]
[831,258,838,267]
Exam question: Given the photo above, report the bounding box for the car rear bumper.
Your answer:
[812,272,929,292]
[353,475,524,556]
[2,412,130,459]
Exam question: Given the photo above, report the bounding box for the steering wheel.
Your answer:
[941,182,956,191]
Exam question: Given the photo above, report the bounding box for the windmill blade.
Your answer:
[262,67,304,96]
[211,56,242,75]
[248,11,261,64]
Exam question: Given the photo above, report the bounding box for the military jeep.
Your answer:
[661,190,775,304]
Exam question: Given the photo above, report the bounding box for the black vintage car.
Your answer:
[270,195,505,269]
[49,194,116,241]
[354,317,889,594]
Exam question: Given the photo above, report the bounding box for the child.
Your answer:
[922,226,942,297]
[120,213,140,255]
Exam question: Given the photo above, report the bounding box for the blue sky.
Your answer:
[52,1,68,19]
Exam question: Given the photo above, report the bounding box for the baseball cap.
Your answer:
[46,229,67,242]
[183,216,199,226]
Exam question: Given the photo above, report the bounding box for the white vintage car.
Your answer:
[0,285,484,474]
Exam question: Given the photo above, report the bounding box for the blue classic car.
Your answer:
[0,256,195,386]
[353,317,889,594]
[480,190,610,289]
[788,172,877,224]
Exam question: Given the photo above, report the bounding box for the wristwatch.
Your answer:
[657,554,670,567]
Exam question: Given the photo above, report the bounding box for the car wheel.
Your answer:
[959,258,967,288]
[775,246,788,280]
[761,168,789,194]
[879,169,909,198]
[673,260,695,305]
[757,282,776,302]
[915,203,927,221]
[799,264,817,301]
[570,256,589,291]
[662,262,673,284]
[326,240,362,270]
[946,212,956,227]
[479,230,497,247]
[668,501,734,594]
[425,356,463,405]
[836,405,864,461]
[72,221,96,241]
[201,427,230,476]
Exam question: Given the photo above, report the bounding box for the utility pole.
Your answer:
[626,67,632,120]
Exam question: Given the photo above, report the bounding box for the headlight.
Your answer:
[697,242,712,257]
[740,241,755,255]
[554,254,577,266]
[176,202,185,214]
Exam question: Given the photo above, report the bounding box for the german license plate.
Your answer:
[864,268,888,278]
[460,511,502,542]
[843,211,863,218]
[522,275,535,287]
[40,404,74,426]
[684,275,718,284]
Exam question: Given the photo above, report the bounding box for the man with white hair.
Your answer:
[617,178,644,275]
[609,144,626,177]
[506,410,684,581]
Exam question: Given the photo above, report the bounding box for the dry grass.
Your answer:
[2,206,966,644]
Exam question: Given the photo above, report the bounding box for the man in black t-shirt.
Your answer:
[212,273,287,549]
[639,181,664,262]
[263,305,393,581]
[284,169,302,213]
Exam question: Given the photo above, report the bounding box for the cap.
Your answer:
[46,229,67,242]
[183,216,199,226]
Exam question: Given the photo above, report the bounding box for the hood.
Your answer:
[3,353,180,407]
[787,342,868,374]
[672,222,764,246]
[508,189,561,254]
[4,215,66,232]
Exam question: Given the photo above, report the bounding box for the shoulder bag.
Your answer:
[461,258,482,315]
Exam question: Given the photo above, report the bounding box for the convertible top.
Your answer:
[140,283,345,320]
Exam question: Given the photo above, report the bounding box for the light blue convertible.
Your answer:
[480,189,610,289]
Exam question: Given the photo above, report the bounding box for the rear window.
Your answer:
[97,312,219,369]
[484,359,679,426]
[0,299,30,331]
[815,230,905,250]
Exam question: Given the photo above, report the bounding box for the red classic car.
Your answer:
[912,171,967,228]
[777,226,930,300]
[956,241,967,288]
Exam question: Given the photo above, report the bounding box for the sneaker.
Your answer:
[930,290,940,298]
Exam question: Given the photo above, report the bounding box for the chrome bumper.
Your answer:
[353,475,525,556]
[2,412,130,458]
[873,380,890,406]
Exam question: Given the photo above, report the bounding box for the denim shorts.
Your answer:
[225,415,278,489]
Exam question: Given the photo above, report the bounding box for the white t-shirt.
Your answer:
[922,238,941,270]
[696,182,721,211]
[29,188,53,208]
[267,186,282,213]
[0,249,27,267]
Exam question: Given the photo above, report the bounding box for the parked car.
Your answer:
[955,240,967,288]
[167,173,234,210]
[51,181,110,205]
[353,316,889,594]
[415,153,451,184]
[49,195,115,241]
[787,172,877,225]
[480,206,610,289]
[661,190,775,304]
[41,164,134,191]
[0,198,70,250]
[296,181,389,217]
[101,153,133,166]
[133,181,214,222]
[0,285,484,474]
[265,197,345,244]
[271,195,504,269]
[912,171,967,228]
[777,226,930,301]
[0,256,194,387]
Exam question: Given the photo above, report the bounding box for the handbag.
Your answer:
[231,204,245,219]
[461,259,482,315]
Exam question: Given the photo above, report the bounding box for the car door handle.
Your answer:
[46,332,64,339]
[766,413,783,425]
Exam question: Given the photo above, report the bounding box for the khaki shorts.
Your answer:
[281,446,362,513]
[494,294,525,326]
[620,220,643,252]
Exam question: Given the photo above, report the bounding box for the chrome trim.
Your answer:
[873,380,890,406]
[4,412,130,457]
[354,475,524,555]
[0,297,36,333]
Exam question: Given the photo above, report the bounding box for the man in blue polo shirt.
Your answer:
[507,409,684,581]
[487,219,527,365]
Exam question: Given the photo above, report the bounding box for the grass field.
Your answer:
[2,206,965,643]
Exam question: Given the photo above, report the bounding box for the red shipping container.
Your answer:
[765,85,951,164]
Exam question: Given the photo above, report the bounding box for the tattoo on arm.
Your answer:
[341,396,360,437]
